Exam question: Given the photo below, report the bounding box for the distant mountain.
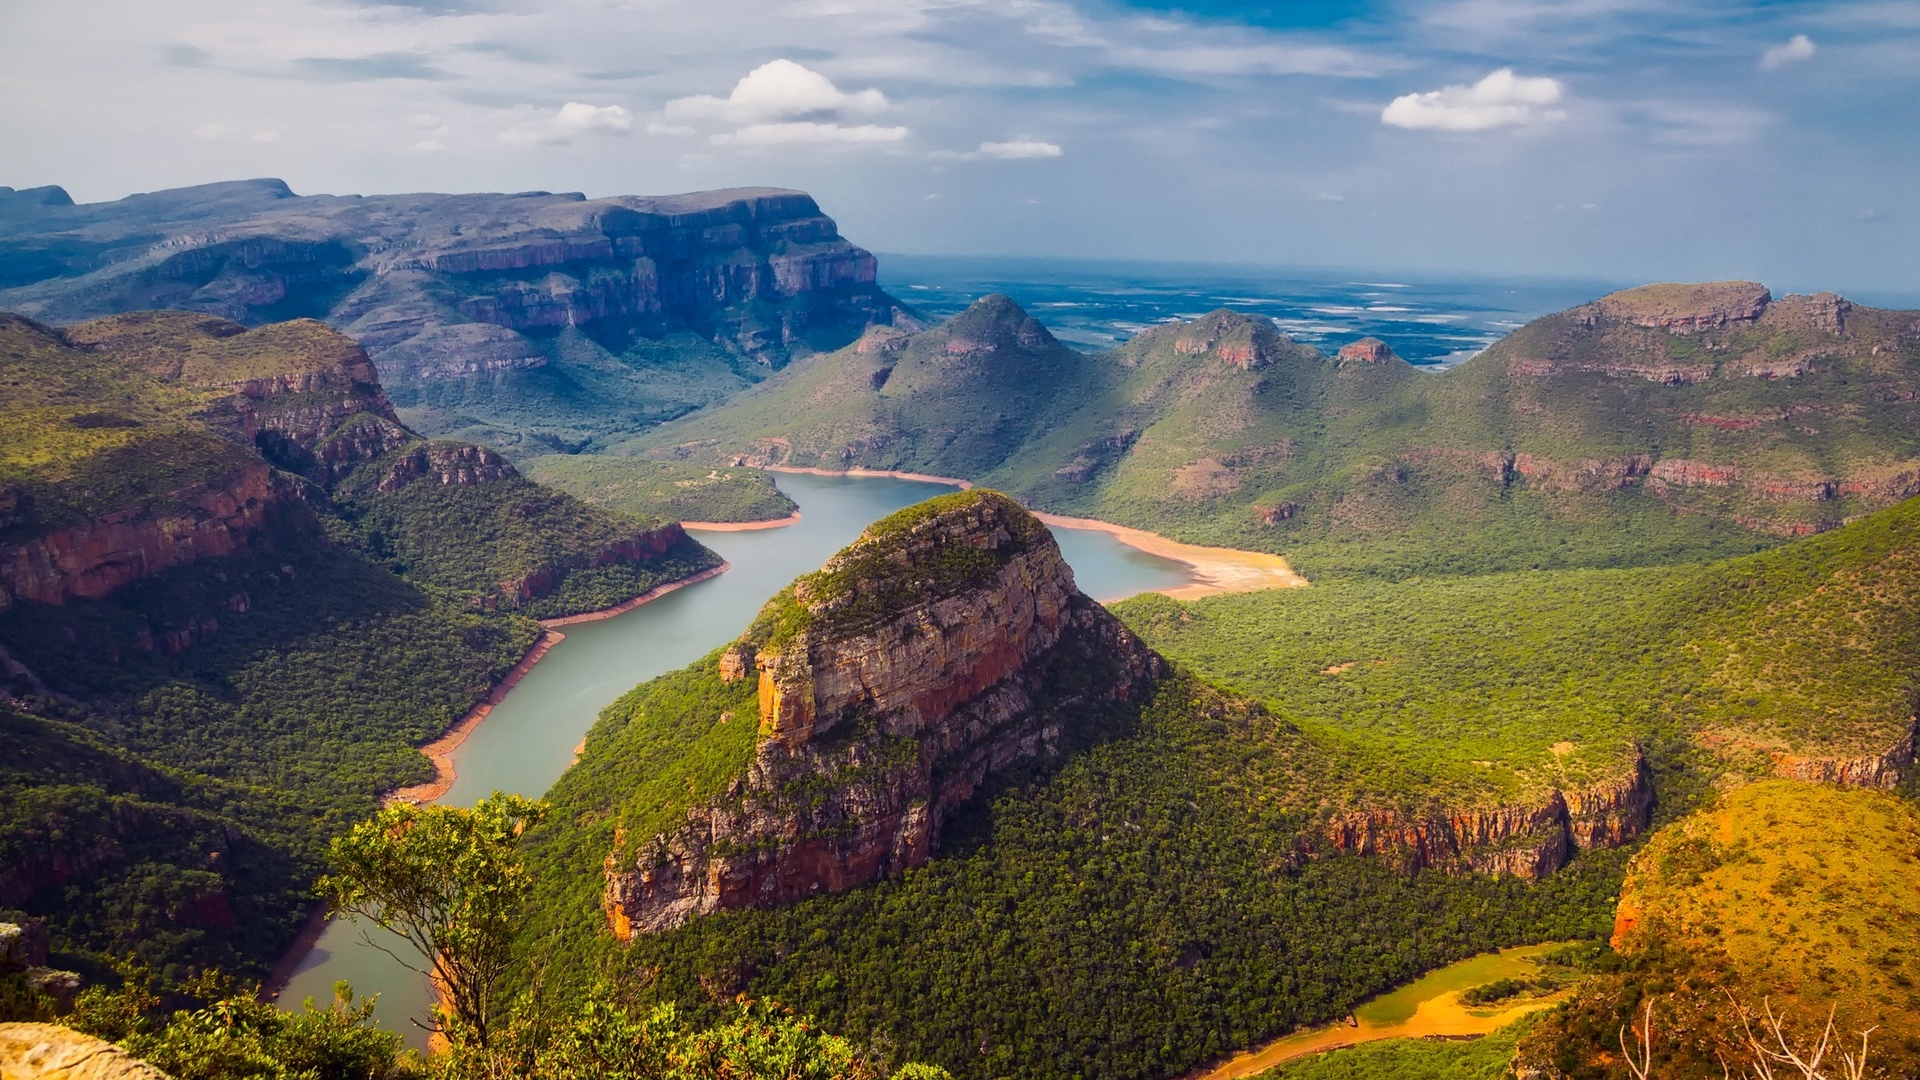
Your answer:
[0,309,719,976]
[633,283,1920,578]
[0,180,914,453]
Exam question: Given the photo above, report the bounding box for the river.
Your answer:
[276,471,1200,1042]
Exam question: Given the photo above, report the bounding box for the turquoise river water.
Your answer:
[276,471,1199,1044]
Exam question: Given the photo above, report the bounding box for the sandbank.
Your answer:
[763,464,975,489]
[760,465,1304,598]
[682,512,800,531]
[1031,512,1307,599]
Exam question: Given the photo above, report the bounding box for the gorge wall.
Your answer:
[0,181,912,384]
[602,491,1165,937]
[1322,756,1656,879]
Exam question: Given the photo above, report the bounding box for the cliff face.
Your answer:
[0,460,305,608]
[0,181,909,380]
[603,491,1164,937]
[1322,755,1655,879]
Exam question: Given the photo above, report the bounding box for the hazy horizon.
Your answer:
[5,0,1915,294]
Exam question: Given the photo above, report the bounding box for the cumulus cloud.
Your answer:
[712,121,909,146]
[666,59,889,125]
[1761,34,1816,70]
[1380,68,1566,131]
[500,102,632,145]
[931,138,1063,161]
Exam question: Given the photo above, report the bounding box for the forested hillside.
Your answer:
[0,310,719,978]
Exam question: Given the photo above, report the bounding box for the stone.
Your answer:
[0,1023,172,1080]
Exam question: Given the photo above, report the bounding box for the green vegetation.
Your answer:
[632,291,1920,579]
[1518,780,1920,1077]
[0,538,540,975]
[521,670,1625,1080]
[394,328,764,457]
[0,311,721,982]
[331,460,721,618]
[323,794,549,1048]
[1252,1022,1529,1080]
[1115,493,1920,815]
[523,454,797,524]
[744,491,1043,647]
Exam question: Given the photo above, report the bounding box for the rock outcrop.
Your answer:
[603,491,1165,936]
[1322,755,1655,879]
[1590,281,1772,333]
[0,460,307,608]
[0,1024,171,1080]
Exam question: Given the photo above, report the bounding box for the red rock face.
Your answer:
[0,462,306,608]
[1336,338,1396,364]
[1322,755,1655,879]
[604,497,1165,937]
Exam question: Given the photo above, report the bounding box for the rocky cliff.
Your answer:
[0,180,912,392]
[1322,755,1655,879]
[602,491,1165,936]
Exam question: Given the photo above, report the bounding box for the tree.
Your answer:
[319,793,546,1050]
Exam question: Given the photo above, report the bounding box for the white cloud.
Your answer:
[1761,34,1816,70]
[1381,68,1566,132]
[712,121,909,146]
[194,123,233,140]
[930,138,1064,161]
[553,102,632,134]
[980,139,1063,159]
[500,101,631,145]
[665,59,889,125]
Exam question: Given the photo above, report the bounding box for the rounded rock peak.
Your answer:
[1592,281,1771,332]
[1158,309,1291,370]
[1335,337,1401,364]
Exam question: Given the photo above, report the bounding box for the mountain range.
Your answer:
[0,180,914,455]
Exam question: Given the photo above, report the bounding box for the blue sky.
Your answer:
[1,0,1914,294]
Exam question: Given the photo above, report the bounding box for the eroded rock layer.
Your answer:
[1323,755,1656,879]
[603,491,1165,937]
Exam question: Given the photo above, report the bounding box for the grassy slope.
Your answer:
[0,314,260,537]
[1518,780,1920,1077]
[522,454,796,524]
[631,289,1920,579]
[1116,494,1920,816]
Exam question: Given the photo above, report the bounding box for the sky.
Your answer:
[2,0,1915,294]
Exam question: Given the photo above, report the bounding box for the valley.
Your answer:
[2,178,1918,1080]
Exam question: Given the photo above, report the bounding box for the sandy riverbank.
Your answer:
[682,512,800,531]
[758,466,1302,597]
[1032,512,1307,599]
[763,464,975,489]
[385,561,729,802]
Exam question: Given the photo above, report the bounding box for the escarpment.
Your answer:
[0,181,911,383]
[1322,755,1655,879]
[602,491,1165,937]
